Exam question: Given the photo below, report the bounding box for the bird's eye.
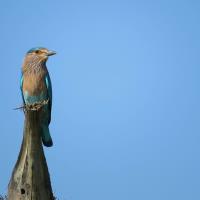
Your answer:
[35,50,40,54]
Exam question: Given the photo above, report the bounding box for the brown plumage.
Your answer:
[22,53,48,96]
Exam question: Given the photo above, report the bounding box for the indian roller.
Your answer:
[20,47,56,147]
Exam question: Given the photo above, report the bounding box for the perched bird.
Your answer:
[20,47,56,147]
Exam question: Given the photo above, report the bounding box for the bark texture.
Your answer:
[7,110,54,200]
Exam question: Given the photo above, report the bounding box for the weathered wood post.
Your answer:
[7,108,54,200]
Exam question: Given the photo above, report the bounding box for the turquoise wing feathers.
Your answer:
[20,73,25,105]
[45,73,52,124]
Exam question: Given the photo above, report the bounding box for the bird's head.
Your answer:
[22,47,56,72]
[26,47,56,61]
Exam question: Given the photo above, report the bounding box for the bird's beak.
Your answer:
[47,50,56,56]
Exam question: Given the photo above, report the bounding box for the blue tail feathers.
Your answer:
[41,125,53,147]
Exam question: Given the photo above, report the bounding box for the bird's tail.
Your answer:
[41,125,53,147]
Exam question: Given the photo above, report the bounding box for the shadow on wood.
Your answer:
[7,110,54,200]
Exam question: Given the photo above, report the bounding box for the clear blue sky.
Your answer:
[0,0,200,199]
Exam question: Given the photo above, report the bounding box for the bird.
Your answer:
[20,47,56,147]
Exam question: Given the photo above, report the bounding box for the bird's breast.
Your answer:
[23,74,46,94]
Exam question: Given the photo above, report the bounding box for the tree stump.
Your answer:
[7,110,54,200]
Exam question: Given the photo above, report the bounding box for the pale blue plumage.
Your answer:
[45,73,52,123]
[20,73,25,105]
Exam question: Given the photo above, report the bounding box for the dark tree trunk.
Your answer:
[7,110,54,200]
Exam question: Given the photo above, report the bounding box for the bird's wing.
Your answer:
[45,73,52,124]
[20,73,25,105]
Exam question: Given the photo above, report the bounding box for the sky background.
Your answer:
[0,0,200,199]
